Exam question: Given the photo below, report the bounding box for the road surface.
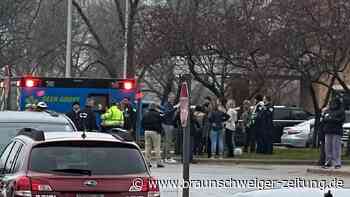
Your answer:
[150,164,350,197]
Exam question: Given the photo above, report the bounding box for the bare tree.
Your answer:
[72,0,140,78]
[264,0,350,146]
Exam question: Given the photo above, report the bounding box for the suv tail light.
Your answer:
[15,176,53,197]
[130,177,160,197]
[144,177,160,197]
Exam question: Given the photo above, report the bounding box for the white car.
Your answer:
[281,119,314,148]
[281,119,350,148]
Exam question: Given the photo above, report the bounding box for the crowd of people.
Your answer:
[25,93,347,170]
[65,97,136,134]
[142,93,277,168]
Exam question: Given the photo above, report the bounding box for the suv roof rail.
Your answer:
[17,128,45,141]
[44,110,59,117]
[274,106,286,108]
[108,128,134,142]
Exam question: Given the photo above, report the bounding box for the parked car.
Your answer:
[0,129,159,197]
[235,106,312,146]
[272,106,313,143]
[0,111,76,150]
[281,111,350,148]
[281,119,315,147]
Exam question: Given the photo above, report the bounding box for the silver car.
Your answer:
[281,118,350,148]
[281,119,314,148]
[0,111,76,150]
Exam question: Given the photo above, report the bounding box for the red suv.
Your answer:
[0,128,160,197]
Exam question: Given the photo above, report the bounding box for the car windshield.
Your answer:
[29,141,147,175]
[0,122,74,151]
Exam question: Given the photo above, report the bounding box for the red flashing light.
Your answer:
[140,177,160,193]
[124,81,133,90]
[20,77,41,88]
[112,79,136,90]
[25,79,35,87]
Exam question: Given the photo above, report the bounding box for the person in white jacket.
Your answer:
[225,99,238,157]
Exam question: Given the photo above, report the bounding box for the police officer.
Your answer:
[66,102,84,131]
[36,101,48,112]
[101,101,124,131]
[251,94,265,154]
[121,98,136,136]
[81,98,98,132]
[263,96,274,154]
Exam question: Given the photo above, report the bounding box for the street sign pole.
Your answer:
[4,65,12,110]
[135,83,142,145]
[180,74,191,197]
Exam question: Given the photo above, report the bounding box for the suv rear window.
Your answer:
[29,141,147,175]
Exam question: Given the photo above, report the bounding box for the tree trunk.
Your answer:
[161,71,175,104]
[308,79,321,148]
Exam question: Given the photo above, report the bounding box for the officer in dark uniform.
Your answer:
[263,96,274,154]
[252,95,265,154]
[318,111,326,165]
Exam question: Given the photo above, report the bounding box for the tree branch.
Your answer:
[72,0,108,55]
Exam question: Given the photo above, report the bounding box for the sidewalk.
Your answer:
[186,157,350,165]
[306,166,350,177]
[142,150,350,166]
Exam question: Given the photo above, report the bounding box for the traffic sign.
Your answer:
[180,82,189,127]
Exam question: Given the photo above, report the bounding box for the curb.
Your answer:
[190,158,318,165]
[306,168,350,176]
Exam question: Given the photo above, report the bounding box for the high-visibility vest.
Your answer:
[101,106,124,126]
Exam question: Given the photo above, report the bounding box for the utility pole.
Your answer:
[65,0,72,78]
[123,0,129,79]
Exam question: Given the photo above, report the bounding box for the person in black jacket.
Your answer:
[318,111,327,166]
[263,96,274,154]
[174,107,201,163]
[66,102,84,131]
[252,95,265,154]
[142,103,164,168]
[121,98,136,137]
[81,98,98,132]
[322,96,345,169]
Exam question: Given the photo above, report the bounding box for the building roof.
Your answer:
[0,111,70,124]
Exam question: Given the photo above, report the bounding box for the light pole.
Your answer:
[65,0,72,78]
[123,0,129,79]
